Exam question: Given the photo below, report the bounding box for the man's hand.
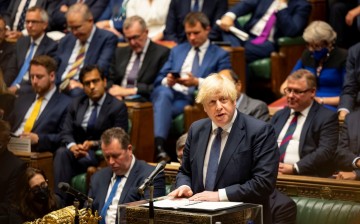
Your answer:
[168,185,193,198]
[177,73,199,87]
[334,171,357,180]
[108,85,137,97]
[338,110,348,121]
[7,86,18,95]
[6,30,22,40]
[20,132,39,144]
[278,163,294,175]
[82,140,97,151]
[68,79,83,90]
[189,191,219,202]
[166,73,177,87]
[96,20,111,29]
[70,144,87,158]
[60,5,69,13]
[219,15,234,31]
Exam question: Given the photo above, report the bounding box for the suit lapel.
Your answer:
[137,42,154,81]
[96,94,110,129]
[215,113,244,187]
[175,44,191,71]
[120,47,132,78]
[237,94,249,112]
[275,108,291,136]
[77,97,89,127]
[85,29,99,64]
[299,103,318,152]
[19,37,31,66]
[13,93,36,131]
[196,121,212,190]
[99,168,114,211]
[32,90,59,130]
[119,159,139,204]
[197,44,213,78]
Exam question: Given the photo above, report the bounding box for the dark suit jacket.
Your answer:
[109,41,170,100]
[50,0,109,31]
[89,159,165,214]
[230,0,311,40]
[154,42,231,89]
[271,102,338,177]
[3,0,48,28]
[55,28,117,84]
[8,89,71,152]
[5,35,58,87]
[339,42,360,112]
[0,150,26,219]
[61,93,128,145]
[0,40,16,86]
[163,0,228,43]
[335,110,360,179]
[237,93,269,121]
[176,111,279,224]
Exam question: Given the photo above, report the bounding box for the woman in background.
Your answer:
[280,21,347,111]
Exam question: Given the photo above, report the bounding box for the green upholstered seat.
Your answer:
[292,197,360,224]
[70,173,87,194]
[170,113,185,137]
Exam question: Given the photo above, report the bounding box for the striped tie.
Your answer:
[23,97,44,132]
[65,44,86,80]
[279,112,300,162]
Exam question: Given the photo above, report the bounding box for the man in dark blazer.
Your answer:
[54,65,128,204]
[219,0,311,62]
[55,3,117,96]
[163,0,228,43]
[339,42,360,120]
[271,69,338,178]
[152,12,231,161]
[6,7,58,94]
[88,127,165,224]
[0,16,16,83]
[108,16,170,102]
[334,110,360,180]
[7,55,70,153]
[0,120,26,224]
[2,0,48,39]
[50,0,108,31]
[169,74,278,224]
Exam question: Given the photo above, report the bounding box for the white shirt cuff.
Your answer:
[352,157,360,169]
[225,12,237,20]
[218,188,229,201]
[67,142,76,150]
[109,20,115,29]
[294,163,299,174]
[161,77,168,87]
[338,108,350,114]
[277,2,288,11]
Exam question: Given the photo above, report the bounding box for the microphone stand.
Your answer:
[74,199,80,224]
[148,180,154,224]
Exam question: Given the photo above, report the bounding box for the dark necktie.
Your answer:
[193,0,199,12]
[17,0,31,31]
[127,52,141,87]
[87,102,98,133]
[205,127,222,191]
[251,11,276,45]
[279,112,300,162]
[11,42,36,86]
[191,48,200,76]
[99,176,122,224]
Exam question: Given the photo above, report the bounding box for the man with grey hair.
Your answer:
[55,3,117,97]
[6,6,57,94]
[169,73,278,224]
[271,69,338,177]
[108,15,170,102]
[88,127,165,224]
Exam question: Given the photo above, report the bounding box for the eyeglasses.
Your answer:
[83,78,101,87]
[29,181,48,193]
[284,87,311,96]
[25,20,44,25]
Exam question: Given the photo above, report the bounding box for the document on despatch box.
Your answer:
[7,137,31,153]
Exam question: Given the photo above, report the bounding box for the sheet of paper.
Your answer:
[216,20,249,41]
[7,137,31,153]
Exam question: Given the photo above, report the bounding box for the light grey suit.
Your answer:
[237,93,269,121]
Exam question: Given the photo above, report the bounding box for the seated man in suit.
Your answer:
[89,127,165,223]
[334,110,360,180]
[152,12,231,161]
[54,65,128,204]
[163,0,227,43]
[0,120,26,224]
[220,69,270,121]
[0,16,16,84]
[169,74,278,224]
[108,15,170,102]
[6,6,58,94]
[7,55,71,152]
[218,0,311,63]
[55,3,117,97]
[2,0,49,39]
[271,69,338,177]
[50,0,108,31]
[338,42,360,120]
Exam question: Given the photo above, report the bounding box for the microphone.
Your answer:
[138,160,167,194]
[58,182,93,204]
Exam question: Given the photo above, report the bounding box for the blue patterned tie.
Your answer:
[11,42,36,86]
[205,127,222,191]
[17,0,31,31]
[192,0,199,11]
[100,176,122,224]
[191,47,200,76]
[87,102,98,133]
[279,112,300,162]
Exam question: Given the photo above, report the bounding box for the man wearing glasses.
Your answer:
[55,3,117,97]
[270,69,338,177]
[6,6,58,95]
